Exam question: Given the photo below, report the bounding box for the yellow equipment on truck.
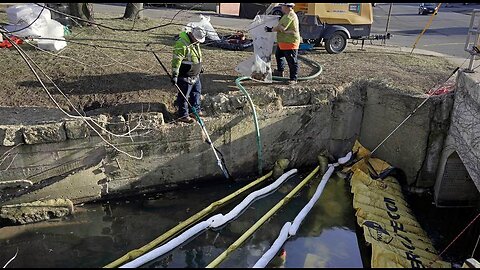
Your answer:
[270,3,391,54]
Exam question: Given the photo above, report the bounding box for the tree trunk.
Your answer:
[123,3,144,20]
[68,3,95,26]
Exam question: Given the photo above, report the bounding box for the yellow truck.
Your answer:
[269,3,389,54]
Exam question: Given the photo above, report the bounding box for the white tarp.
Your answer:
[235,15,279,83]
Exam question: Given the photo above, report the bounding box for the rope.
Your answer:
[410,3,443,54]
[426,212,480,268]
[3,31,149,140]
[0,31,144,160]
[370,65,459,155]
[332,56,470,180]
[472,232,480,258]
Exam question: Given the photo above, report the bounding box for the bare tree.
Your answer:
[68,3,95,26]
[123,3,144,20]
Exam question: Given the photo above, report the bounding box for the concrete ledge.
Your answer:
[0,125,23,146]
[0,198,74,225]
[65,119,89,139]
[23,122,67,144]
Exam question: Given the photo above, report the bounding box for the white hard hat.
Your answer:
[191,26,206,43]
[281,3,295,7]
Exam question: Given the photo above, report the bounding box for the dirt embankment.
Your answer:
[0,7,455,123]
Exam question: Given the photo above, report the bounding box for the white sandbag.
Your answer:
[6,5,32,24]
[5,3,54,39]
[236,54,272,82]
[44,19,65,38]
[185,14,221,41]
[37,37,67,51]
[4,15,50,38]
[7,4,51,25]
[4,23,45,38]
[30,4,52,22]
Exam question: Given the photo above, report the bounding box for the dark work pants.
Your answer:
[176,76,202,118]
[275,47,299,81]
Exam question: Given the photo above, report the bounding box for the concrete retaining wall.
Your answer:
[434,71,480,206]
[0,79,455,205]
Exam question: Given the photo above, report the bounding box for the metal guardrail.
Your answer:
[464,9,480,72]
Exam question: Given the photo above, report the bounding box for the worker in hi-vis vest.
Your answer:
[265,3,301,85]
[171,26,207,123]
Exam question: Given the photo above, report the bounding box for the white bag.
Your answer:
[235,15,279,83]
[185,15,221,41]
[37,37,67,51]
[5,3,68,51]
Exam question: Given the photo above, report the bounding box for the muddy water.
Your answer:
[0,172,364,268]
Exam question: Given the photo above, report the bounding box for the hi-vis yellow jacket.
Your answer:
[171,31,203,78]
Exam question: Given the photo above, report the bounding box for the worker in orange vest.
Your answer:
[265,3,301,85]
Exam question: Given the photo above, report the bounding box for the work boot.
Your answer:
[178,116,195,124]
[272,69,284,77]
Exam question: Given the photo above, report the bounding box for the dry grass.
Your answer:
[0,7,455,115]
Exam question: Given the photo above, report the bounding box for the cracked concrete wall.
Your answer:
[0,80,455,204]
[434,71,480,206]
[357,80,454,186]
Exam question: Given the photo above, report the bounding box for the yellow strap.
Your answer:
[104,170,273,268]
[206,166,320,268]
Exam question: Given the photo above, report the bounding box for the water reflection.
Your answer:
[0,172,363,268]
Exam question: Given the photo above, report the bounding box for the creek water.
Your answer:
[0,171,364,268]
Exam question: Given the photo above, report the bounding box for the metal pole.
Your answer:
[384,3,393,44]
[149,48,230,179]
[411,2,443,54]
[464,10,480,73]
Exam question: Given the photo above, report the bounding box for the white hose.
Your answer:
[252,152,352,268]
[119,168,298,268]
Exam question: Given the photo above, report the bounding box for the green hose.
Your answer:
[235,54,323,176]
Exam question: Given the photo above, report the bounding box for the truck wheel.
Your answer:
[325,31,348,54]
[272,10,283,16]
